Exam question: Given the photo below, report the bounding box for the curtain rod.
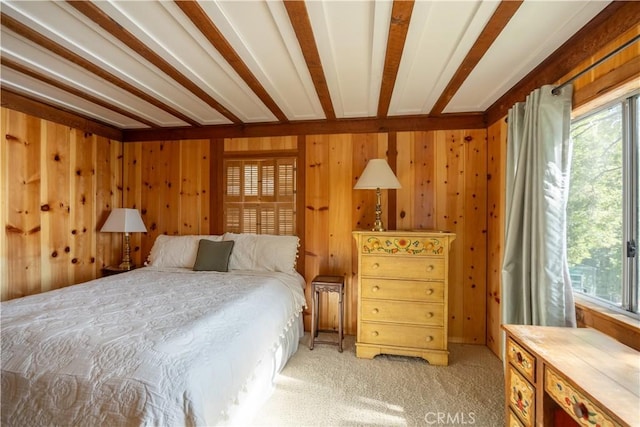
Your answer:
[552,34,640,95]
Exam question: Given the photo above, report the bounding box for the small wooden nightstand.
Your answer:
[102,266,137,277]
[309,275,345,352]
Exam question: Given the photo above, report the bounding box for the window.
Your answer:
[567,93,638,314]
[223,157,296,235]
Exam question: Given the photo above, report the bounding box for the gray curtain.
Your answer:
[502,84,576,329]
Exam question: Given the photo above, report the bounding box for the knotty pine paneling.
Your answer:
[565,26,639,117]
[70,129,97,285]
[124,139,211,265]
[225,135,298,152]
[0,109,6,297]
[304,133,388,335]
[123,141,142,265]
[1,108,121,301]
[3,109,41,300]
[486,119,507,357]
[307,134,352,334]
[397,130,488,344]
[180,141,210,236]
[304,135,331,332]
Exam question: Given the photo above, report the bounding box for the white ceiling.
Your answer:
[0,0,612,134]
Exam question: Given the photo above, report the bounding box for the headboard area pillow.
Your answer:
[148,234,223,268]
[192,240,235,272]
[223,233,299,273]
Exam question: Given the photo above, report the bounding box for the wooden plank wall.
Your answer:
[485,27,640,357]
[123,139,211,265]
[396,130,487,343]
[0,109,122,300]
[486,119,507,355]
[305,133,389,339]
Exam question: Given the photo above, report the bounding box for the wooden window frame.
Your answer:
[210,141,306,274]
[222,156,297,235]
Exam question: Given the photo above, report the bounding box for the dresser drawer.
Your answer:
[507,365,535,427]
[359,322,444,349]
[359,234,447,256]
[361,278,444,302]
[506,338,536,383]
[361,299,444,326]
[361,255,445,280]
[545,367,616,427]
[508,409,525,427]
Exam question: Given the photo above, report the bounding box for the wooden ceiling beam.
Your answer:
[430,0,523,115]
[122,113,486,142]
[175,1,289,123]
[1,89,123,140]
[0,12,200,127]
[1,56,160,128]
[485,0,640,125]
[66,1,240,124]
[377,0,415,118]
[283,0,336,120]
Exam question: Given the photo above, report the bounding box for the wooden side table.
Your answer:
[310,275,345,352]
[102,265,137,277]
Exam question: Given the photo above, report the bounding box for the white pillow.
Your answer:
[148,234,223,268]
[222,233,258,271]
[223,233,299,273]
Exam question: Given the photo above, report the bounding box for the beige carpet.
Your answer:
[249,333,505,427]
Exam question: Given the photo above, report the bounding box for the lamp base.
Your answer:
[119,232,135,270]
[371,220,386,232]
[371,187,386,232]
[117,260,135,271]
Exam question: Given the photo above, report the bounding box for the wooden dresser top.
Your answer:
[503,324,640,426]
[353,229,455,236]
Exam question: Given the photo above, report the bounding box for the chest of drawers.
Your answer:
[353,230,455,365]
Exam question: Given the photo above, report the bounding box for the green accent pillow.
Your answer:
[192,239,235,272]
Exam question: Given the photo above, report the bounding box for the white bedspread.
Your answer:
[1,267,306,426]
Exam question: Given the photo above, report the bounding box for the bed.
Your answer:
[1,233,306,426]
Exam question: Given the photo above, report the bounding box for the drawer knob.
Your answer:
[372,331,379,337]
[425,312,433,318]
[371,263,380,269]
[426,288,434,295]
[425,336,433,342]
[426,265,434,272]
[372,285,380,292]
[372,308,379,314]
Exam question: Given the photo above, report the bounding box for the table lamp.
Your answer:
[100,208,147,270]
[353,159,401,232]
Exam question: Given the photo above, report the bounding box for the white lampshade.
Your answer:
[353,159,402,190]
[100,208,147,233]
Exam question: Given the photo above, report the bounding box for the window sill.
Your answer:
[574,294,640,352]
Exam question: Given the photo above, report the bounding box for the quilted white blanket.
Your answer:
[1,267,306,426]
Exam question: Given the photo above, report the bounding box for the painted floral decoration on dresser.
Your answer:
[363,237,444,255]
[511,387,530,417]
[546,370,614,427]
[510,348,532,372]
[565,397,594,423]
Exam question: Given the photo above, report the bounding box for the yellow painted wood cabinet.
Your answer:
[353,230,455,365]
[503,324,639,427]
